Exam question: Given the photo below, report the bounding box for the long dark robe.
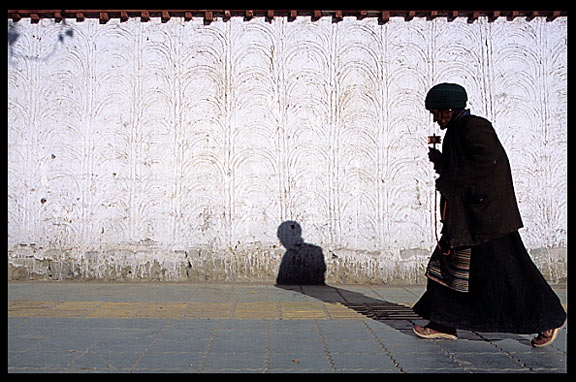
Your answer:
[413,231,566,333]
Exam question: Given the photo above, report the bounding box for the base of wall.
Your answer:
[7,244,567,285]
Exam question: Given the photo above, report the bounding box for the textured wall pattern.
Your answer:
[8,16,567,282]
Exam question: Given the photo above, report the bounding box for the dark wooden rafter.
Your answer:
[7,9,567,24]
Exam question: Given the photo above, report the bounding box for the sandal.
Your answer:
[413,323,458,340]
[532,326,563,348]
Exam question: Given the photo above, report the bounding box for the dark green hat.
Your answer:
[425,83,467,110]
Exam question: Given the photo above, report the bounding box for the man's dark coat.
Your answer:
[435,112,523,248]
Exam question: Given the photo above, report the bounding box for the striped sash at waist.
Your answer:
[425,246,471,293]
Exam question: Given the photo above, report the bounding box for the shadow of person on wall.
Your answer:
[276,221,326,285]
[275,221,420,331]
[273,223,533,346]
[275,221,424,328]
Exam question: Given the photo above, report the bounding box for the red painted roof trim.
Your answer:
[7,9,567,24]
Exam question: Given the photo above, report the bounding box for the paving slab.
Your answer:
[7,281,567,373]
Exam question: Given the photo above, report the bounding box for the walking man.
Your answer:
[412,83,566,347]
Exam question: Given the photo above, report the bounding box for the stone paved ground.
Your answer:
[8,282,567,373]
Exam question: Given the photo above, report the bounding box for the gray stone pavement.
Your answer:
[7,282,567,373]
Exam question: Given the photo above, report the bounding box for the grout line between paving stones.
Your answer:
[471,331,533,372]
[128,318,176,372]
[198,319,222,373]
[313,320,336,372]
[264,321,271,373]
[362,319,405,373]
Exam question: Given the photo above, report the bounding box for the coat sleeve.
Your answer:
[435,117,501,198]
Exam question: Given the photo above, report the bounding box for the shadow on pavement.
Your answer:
[274,283,422,335]
[274,284,533,346]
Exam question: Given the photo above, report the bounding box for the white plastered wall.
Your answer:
[8,15,567,282]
